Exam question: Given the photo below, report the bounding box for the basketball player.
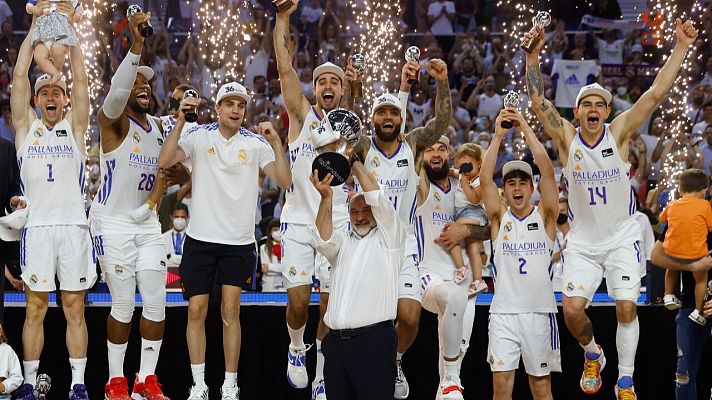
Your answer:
[523,18,697,399]
[159,81,291,400]
[351,57,452,398]
[91,11,173,400]
[480,109,560,400]
[413,136,468,399]
[11,14,95,400]
[274,2,355,398]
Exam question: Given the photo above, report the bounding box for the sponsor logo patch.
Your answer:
[602,148,614,157]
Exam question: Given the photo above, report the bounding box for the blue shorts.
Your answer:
[455,204,488,226]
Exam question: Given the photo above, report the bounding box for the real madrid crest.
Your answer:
[574,148,583,162]
[434,192,441,202]
[30,274,38,284]
[310,121,319,131]
[371,156,380,167]
[34,127,43,138]
[133,132,141,143]
[504,221,512,232]
[115,265,124,275]
[238,149,248,161]
[289,266,297,277]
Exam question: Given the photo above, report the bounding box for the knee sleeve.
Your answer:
[110,298,136,324]
[137,270,166,322]
[106,275,136,324]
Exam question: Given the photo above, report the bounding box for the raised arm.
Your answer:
[257,121,292,189]
[310,171,334,241]
[480,111,507,227]
[406,58,451,154]
[352,159,404,246]
[68,44,89,155]
[11,19,38,148]
[274,2,309,141]
[610,19,698,144]
[158,97,194,168]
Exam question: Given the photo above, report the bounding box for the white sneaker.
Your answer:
[689,309,707,326]
[468,279,488,298]
[453,266,471,284]
[287,345,311,388]
[187,383,209,400]
[394,360,409,399]
[220,383,239,400]
[439,375,464,399]
[311,379,326,400]
[663,294,682,310]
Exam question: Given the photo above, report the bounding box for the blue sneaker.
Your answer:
[13,384,37,400]
[69,384,88,400]
[286,344,311,389]
[615,376,637,400]
[311,379,326,400]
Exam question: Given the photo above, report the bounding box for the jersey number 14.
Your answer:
[587,186,607,205]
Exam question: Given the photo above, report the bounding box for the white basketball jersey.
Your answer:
[362,137,419,256]
[280,106,348,227]
[18,118,87,227]
[89,116,162,235]
[491,207,557,314]
[159,115,197,139]
[414,177,458,277]
[564,125,641,249]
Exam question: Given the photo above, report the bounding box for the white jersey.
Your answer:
[414,177,457,277]
[491,207,557,314]
[89,116,162,235]
[564,125,641,250]
[18,118,87,227]
[454,176,480,209]
[159,115,197,139]
[280,106,348,227]
[361,137,419,256]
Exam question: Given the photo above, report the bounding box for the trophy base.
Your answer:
[500,121,513,129]
[407,76,419,86]
[185,111,198,123]
[272,0,293,12]
[312,153,350,186]
[140,24,154,38]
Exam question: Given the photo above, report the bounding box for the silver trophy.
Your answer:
[350,54,366,98]
[36,373,51,399]
[183,89,199,123]
[312,109,362,186]
[521,11,552,54]
[404,46,421,85]
[126,4,154,38]
[501,91,521,129]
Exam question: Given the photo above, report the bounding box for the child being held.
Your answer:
[26,0,83,85]
[660,168,712,325]
[0,323,22,399]
[450,143,488,297]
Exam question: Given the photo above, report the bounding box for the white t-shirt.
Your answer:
[477,93,503,121]
[244,49,269,92]
[596,38,625,65]
[301,4,323,23]
[178,124,275,245]
[427,1,455,35]
[551,59,600,108]
[408,99,432,129]
[454,176,479,209]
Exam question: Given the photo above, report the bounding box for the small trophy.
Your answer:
[501,91,520,129]
[521,11,552,54]
[36,374,51,400]
[126,5,154,38]
[272,0,293,13]
[404,46,421,85]
[350,53,366,99]
[312,109,362,186]
[183,89,199,123]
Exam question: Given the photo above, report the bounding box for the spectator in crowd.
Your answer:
[0,322,22,398]
[163,203,189,270]
[589,28,635,65]
[428,0,456,51]
[590,0,622,20]
[0,98,12,142]
[475,76,503,122]
[408,89,432,128]
[692,102,712,137]
[243,21,272,91]
[259,219,284,292]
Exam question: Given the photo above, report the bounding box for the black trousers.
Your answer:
[322,321,397,400]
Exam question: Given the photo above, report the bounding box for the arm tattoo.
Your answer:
[468,224,491,241]
[546,108,563,128]
[526,64,544,98]
[410,79,451,150]
[283,35,291,55]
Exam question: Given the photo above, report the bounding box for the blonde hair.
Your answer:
[455,143,483,163]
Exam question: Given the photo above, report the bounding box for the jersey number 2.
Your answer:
[518,258,527,275]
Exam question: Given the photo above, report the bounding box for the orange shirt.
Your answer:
[641,11,665,46]
[660,197,712,259]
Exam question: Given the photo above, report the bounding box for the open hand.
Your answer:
[310,170,334,199]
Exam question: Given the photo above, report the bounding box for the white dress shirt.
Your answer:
[314,189,406,330]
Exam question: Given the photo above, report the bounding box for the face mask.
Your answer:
[271,231,281,241]
[617,86,627,96]
[557,213,568,225]
[173,217,188,231]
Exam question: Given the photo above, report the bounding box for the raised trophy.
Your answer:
[312,109,362,186]
[501,91,521,129]
[183,89,199,123]
[272,0,293,13]
[350,53,366,99]
[521,11,552,54]
[36,374,51,400]
[126,5,154,38]
[404,46,421,85]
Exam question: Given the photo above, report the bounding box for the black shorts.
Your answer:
[179,235,257,299]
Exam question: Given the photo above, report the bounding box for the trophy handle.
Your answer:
[350,80,363,99]
[407,72,420,86]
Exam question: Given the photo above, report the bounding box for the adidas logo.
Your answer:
[144,346,156,352]
[564,75,580,85]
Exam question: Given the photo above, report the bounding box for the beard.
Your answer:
[352,221,376,237]
[129,100,150,114]
[423,161,449,181]
[374,122,401,142]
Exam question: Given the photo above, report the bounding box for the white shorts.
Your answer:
[280,223,333,293]
[20,225,97,292]
[562,242,642,302]
[487,313,561,376]
[93,234,166,281]
[420,269,463,315]
[398,254,421,302]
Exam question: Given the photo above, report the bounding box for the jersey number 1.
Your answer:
[46,163,54,182]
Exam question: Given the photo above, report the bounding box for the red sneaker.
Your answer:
[105,377,131,400]
[132,374,170,400]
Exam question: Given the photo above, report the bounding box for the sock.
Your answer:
[315,339,324,380]
[191,363,205,386]
[581,337,600,355]
[287,323,306,350]
[138,338,163,382]
[224,371,237,386]
[69,357,87,387]
[396,352,404,362]
[107,341,128,379]
[443,358,459,377]
[23,360,39,386]
[616,317,639,379]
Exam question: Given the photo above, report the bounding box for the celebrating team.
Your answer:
[5,0,707,399]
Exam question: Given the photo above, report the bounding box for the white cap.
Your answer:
[34,74,67,95]
[575,83,612,107]
[313,62,345,84]
[216,82,251,105]
[631,44,643,54]
[137,66,155,81]
[502,160,533,178]
[371,93,402,116]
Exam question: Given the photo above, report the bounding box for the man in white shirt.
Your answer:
[407,90,432,129]
[243,26,272,92]
[592,29,630,65]
[312,153,405,400]
[692,102,712,137]
[476,77,503,121]
[159,81,291,399]
[427,0,456,36]
[163,203,189,269]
